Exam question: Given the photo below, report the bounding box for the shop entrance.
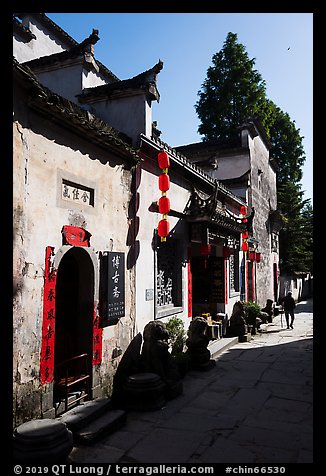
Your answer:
[53,247,94,413]
[191,254,225,317]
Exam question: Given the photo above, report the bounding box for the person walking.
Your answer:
[283,291,296,329]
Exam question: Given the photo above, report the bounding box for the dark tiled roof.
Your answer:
[23,34,119,83]
[176,118,271,157]
[13,16,36,41]
[185,186,245,233]
[13,58,140,164]
[78,60,163,103]
[175,137,242,161]
[140,133,246,207]
[220,170,251,185]
[17,13,78,48]
[16,13,119,83]
[23,48,90,69]
[240,117,272,150]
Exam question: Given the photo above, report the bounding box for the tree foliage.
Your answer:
[268,102,306,185]
[195,32,268,141]
[278,184,313,274]
[195,32,312,275]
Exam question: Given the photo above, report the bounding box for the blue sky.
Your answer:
[46,12,313,204]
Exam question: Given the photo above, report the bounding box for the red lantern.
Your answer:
[158,196,171,214]
[158,151,170,169]
[200,244,211,256]
[242,218,248,223]
[242,241,249,252]
[256,252,261,263]
[240,205,247,215]
[242,231,249,239]
[158,219,170,237]
[158,173,170,192]
[223,246,231,258]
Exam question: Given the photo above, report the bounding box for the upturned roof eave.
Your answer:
[77,60,163,104]
[17,13,120,82]
[13,58,140,165]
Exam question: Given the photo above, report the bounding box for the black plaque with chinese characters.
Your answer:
[99,251,125,326]
[209,257,225,303]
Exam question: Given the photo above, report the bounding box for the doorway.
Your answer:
[53,247,94,411]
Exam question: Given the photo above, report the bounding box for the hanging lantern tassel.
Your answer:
[157,151,171,242]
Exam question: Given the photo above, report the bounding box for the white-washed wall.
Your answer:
[13,98,135,424]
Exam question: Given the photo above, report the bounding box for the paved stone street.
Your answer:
[69,299,313,464]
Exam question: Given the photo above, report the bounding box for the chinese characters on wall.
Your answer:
[210,257,225,303]
[229,254,235,292]
[40,246,57,384]
[92,303,103,365]
[107,252,125,320]
[61,179,94,207]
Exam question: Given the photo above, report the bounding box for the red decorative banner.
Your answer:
[40,246,57,384]
[61,225,91,247]
[224,259,228,304]
[92,303,103,365]
[187,248,192,318]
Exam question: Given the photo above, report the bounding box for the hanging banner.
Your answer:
[92,303,103,365]
[187,248,192,318]
[209,257,225,303]
[99,251,125,326]
[107,252,125,319]
[40,246,57,384]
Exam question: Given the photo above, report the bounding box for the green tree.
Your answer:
[268,102,306,185]
[195,32,268,141]
[195,32,312,275]
[267,101,312,274]
[300,202,313,273]
[278,185,313,275]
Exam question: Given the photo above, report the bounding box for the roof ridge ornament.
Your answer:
[74,28,100,53]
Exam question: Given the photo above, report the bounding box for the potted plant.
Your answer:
[243,301,262,335]
[165,316,189,377]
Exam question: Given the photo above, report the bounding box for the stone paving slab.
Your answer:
[69,299,313,464]
[127,427,206,463]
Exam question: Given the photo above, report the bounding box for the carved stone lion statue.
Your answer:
[140,320,182,399]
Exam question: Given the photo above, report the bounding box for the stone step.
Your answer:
[57,398,114,433]
[208,336,238,358]
[73,408,127,445]
[238,333,251,342]
[57,397,127,446]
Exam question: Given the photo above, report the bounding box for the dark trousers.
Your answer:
[285,310,295,327]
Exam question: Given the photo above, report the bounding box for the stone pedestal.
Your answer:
[13,419,73,463]
[122,372,166,411]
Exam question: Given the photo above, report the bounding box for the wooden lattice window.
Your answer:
[156,239,182,317]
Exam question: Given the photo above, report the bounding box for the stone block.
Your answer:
[238,334,251,343]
